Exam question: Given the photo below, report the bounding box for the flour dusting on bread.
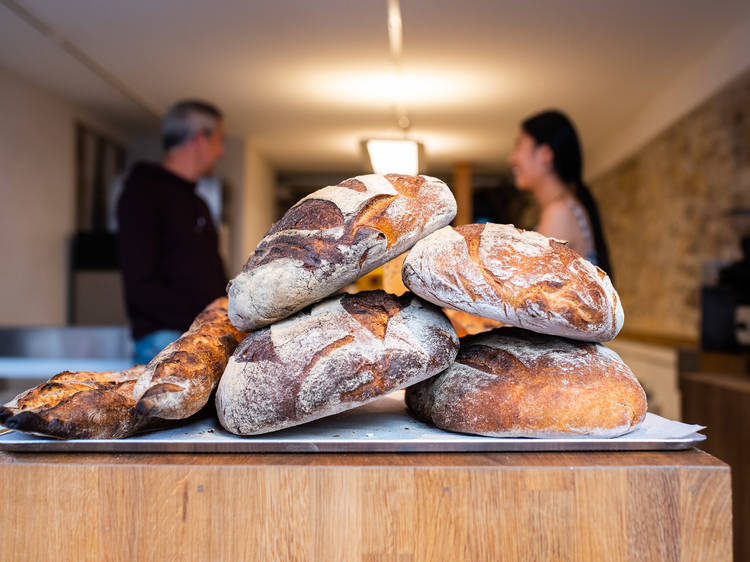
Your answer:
[406,328,646,438]
[228,174,457,331]
[402,223,623,341]
[217,291,459,435]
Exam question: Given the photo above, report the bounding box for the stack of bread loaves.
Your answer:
[217,174,461,435]
[1,174,461,440]
[220,176,646,439]
[401,223,647,437]
[1,175,645,441]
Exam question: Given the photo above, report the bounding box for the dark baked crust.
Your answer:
[402,224,623,342]
[0,367,145,438]
[133,297,247,419]
[245,179,420,274]
[405,328,647,437]
[227,174,457,331]
[3,386,140,439]
[217,290,459,435]
[1,298,246,439]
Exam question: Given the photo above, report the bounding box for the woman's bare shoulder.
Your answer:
[537,200,579,239]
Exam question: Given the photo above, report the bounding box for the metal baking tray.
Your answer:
[0,392,705,453]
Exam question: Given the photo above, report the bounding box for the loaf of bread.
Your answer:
[0,366,146,439]
[217,290,459,435]
[1,297,246,439]
[405,328,647,438]
[227,174,457,331]
[402,223,623,342]
[133,296,246,419]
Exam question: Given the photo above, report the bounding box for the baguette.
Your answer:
[1,297,245,439]
[133,296,246,419]
[0,366,145,439]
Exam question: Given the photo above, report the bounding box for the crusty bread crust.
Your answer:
[402,223,624,342]
[1,297,246,439]
[406,328,647,438]
[3,367,140,414]
[0,366,146,439]
[217,290,459,435]
[227,174,457,331]
[133,297,246,420]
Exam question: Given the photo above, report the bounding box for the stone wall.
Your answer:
[590,68,750,340]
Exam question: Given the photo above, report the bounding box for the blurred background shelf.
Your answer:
[0,326,132,402]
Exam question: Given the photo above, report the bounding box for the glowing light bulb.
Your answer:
[366,139,420,175]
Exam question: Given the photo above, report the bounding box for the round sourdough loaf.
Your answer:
[227,174,457,331]
[217,290,459,435]
[405,328,647,438]
[402,223,623,342]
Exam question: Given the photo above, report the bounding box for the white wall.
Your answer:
[587,13,750,180]
[231,141,276,276]
[0,63,129,326]
[212,135,244,275]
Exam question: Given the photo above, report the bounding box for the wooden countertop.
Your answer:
[0,447,729,467]
[681,370,749,561]
[0,448,732,561]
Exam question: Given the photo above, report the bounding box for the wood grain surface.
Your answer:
[0,449,731,561]
[681,371,749,562]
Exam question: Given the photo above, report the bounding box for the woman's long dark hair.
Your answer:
[521,110,613,280]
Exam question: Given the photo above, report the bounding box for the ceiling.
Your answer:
[1,0,750,175]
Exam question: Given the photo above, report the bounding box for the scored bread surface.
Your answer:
[0,366,146,439]
[402,223,624,342]
[133,296,246,420]
[405,328,647,438]
[1,297,246,439]
[217,290,459,435]
[227,174,457,331]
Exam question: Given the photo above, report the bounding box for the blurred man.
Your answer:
[118,100,227,364]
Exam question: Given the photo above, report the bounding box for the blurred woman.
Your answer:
[508,110,613,279]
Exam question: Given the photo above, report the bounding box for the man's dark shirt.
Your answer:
[117,162,227,340]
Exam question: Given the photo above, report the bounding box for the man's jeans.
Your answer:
[133,330,182,365]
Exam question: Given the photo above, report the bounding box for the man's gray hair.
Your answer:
[161,100,223,151]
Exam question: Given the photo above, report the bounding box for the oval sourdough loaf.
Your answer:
[402,223,623,342]
[217,290,459,435]
[405,328,647,438]
[227,174,457,331]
